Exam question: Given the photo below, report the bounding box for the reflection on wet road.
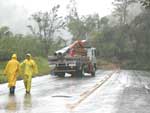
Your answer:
[5,95,18,111]
[1,70,150,113]
[23,94,32,110]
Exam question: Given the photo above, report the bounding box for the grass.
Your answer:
[97,59,119,70]
[97,58,150,71]
[34,57,50,76]
[0,57,50,84]
[0,61,7,83]
[120,59,150,70]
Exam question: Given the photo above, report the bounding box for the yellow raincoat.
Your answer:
[20,54,38,92]
[4,54,20,88]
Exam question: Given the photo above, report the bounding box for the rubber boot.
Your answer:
[12,86,15,94]
[26,90,30,94]
[9,88,11,94]
[10,86,15,95]
[9,87,13,95]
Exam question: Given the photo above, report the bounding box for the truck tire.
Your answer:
[78,65,86,77]
[78,70,84,77]
[94,63,97,70]
[72,66,85,77]
[55,72,65,77]
[72,70,83,77]
[91,71,95,77]
[91,66,96,77]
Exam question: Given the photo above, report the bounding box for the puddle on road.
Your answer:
[52,94,73,98]
[52,95,72,98]
[3,95,21,112]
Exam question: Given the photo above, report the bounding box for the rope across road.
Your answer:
[66,70,120,110]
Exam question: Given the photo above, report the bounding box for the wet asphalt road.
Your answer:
[0,70,150,113]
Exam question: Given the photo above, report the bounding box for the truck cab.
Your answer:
[87,47,96,67]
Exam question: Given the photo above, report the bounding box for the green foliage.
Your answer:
[112,0,137,24]
[129,9,150,66]
[28,5,65,55]
[66,0,101,41]
[0,35,46,60]
[0,26,13,38]
[0,57,50,84]
[0,24,67,82]
[33,57,50,76]
[0,61,7,83]
[67,7,150,70]
[140,0,150,8]
[67,14,101,41]
[0,0,150,72]
[67,17,86,40]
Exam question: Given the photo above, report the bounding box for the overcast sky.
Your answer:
[0,0,114,34]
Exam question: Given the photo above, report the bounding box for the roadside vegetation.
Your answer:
[0,57,49,84]
[66,0,150,70]
[0,0,150,83]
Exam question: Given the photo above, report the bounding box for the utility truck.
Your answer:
[48,40,96,77]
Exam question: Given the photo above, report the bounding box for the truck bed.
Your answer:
[48,56,90,65]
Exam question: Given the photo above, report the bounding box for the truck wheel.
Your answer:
[73,68,84,77]
[78,70,83,77]
[76,71,83,77]
[72,71,82,77]
[81,66,86,77]
[91,71,95,77]
[56,72,65,77]
[94,63,97,70]
[91,66,96,77]
[78,65,86,77]
[72,65,85,77]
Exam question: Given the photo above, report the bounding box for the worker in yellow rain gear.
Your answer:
[4,54,20,95]
[20,53,38,94]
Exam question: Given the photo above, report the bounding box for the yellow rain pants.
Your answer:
[21,56,38,92]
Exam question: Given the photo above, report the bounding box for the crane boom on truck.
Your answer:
[48,40,96,77]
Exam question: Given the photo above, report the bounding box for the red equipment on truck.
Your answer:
[48,40,96,77]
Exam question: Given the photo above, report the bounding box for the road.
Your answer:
[0,70,150,113]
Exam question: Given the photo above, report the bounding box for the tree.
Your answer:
[28,5,65,56]
[140,0,150,8]
[0,26,13,38]
[113,0,137,25]
[66,0,84,41]
[83,14,101,38]
[129,10,150,63]
[67,17,86,41]
[67,14,102,41]
[67,0,79,19]
[66,0,102,41]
